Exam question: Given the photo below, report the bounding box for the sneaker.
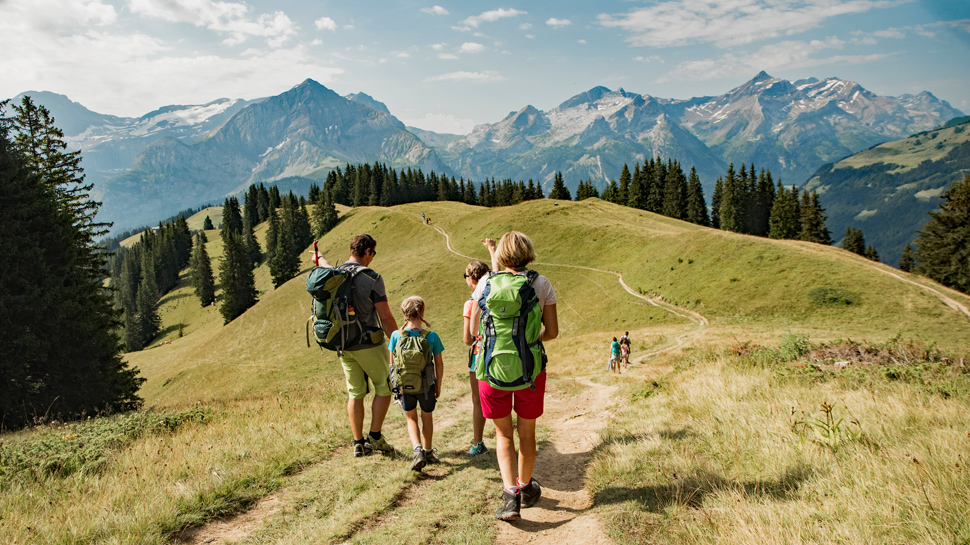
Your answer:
[423,448,439,464]
[365,435,394,453]
[518,478,542,508]
[353,442,370,458]
[495,488,521,521]
[410,446,426,472]
[469,442,488,457]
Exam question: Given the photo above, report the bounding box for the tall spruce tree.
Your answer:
[548,171,571,200]
[219,232,258,323]
[2,98,142,428]
[710,178,723,229]
[685,167,710,226]
[221,196,243,239]
[269,197,301,288]
[191,233,216,307]
[311,188,339,237]
[799,191,832,244]
[915,174,970,293]
[768,184,801,239]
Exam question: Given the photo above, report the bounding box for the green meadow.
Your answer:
[3,199,968,544]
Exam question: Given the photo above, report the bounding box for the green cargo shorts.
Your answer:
[340,345,392,399]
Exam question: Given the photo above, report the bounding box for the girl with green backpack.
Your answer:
[465,231,559,521]
[388,296,445,472]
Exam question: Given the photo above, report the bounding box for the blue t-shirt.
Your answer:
[388,328,445,357]
[611,341,620,356]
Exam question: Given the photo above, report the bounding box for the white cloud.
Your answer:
[425,70,504,82]
[662,36,892,82]
[458,8,527,29]
[438,53,459,59]
[396,51,411,58]
[578,39,587,44]
[315,17,337,31]
[546,18,572,28]
[431,43,446,50]
[461,42,485,53]
[130,0,296,47]
[519,23,533,30]
[872,27,905,39]
[1,0,118,32]
[421,5,449,16]
[525,34,535,39]
[598,0,895,48]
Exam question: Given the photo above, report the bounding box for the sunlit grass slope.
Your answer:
[130,197,970,408]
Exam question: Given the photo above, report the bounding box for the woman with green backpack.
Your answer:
[465,231,559,521]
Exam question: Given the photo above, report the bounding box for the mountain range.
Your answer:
[6,72,962,233]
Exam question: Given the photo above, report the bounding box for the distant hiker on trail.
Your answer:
[619,331,631,369]
[466,231,559,521]
[461,260,491,457]
[309,234,399,458]
[609,337,621,373]
[387,296,445,472]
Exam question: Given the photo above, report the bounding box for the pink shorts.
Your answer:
[478,371,546,420]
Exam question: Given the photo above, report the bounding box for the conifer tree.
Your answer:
[219,232,257,323]
[191,233,215,307]
[710,178,723,229]
[768,184,800,239]
[798,191,832,244]
[549,171,571,200]
[842,227,866,255]
[685,167,710,226]
[269,197,301,288]
[203,215,214,230]
[265,208,279,261]
[135,247,161,348]
[222,196,243,238]
[915,174,970,293]
[311,188,339,238]
[864,245,880,262]
[662,164,686,220]
[2,98,142,427]
[618,164,631,205]
[602,180,619,203]
[647,158,665,213]
[898,242,917,272]
[463,179,478,205]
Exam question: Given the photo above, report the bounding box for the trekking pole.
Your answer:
[312,240,320,267]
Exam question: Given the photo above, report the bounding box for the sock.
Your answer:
[413,444,422,452]
[368,431,382,440]
[353,438,366,446]
[505,486,520,495]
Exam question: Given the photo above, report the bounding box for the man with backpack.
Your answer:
[310,234,399,457]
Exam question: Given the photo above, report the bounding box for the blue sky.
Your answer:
[2,0,968,134]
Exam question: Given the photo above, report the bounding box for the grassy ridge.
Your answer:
[3,198,969,543]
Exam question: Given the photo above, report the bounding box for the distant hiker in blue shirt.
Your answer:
[609,337,621,373]
[387,296,445,472]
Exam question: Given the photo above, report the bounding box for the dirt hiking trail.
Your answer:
[178,214,708,544]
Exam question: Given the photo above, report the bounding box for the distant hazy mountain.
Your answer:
[8,72,961,233]
[7,90,261,190]
[94,79,451,230]
[804,119,970,266]
[435,72,962,193]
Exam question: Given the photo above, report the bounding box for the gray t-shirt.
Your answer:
[339,261,388,350]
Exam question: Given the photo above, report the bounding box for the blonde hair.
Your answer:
[465,261,490,282]
[495,231,537,269]
[400,296,428,331]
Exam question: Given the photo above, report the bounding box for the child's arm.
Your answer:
[433,353,444,398]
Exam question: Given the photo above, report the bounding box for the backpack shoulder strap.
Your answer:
[525,269,539,284]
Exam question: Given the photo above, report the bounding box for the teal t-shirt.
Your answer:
[611,341,620,356]
[388,328,445,356]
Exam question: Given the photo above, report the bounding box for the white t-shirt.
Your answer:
[471,270,558,310]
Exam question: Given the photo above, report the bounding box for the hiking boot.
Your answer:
[353,442,370,458]
[410,446,426,472]
[365,435,394,453]
[423,448,439,464]
[469,441,488,457]
[495,488,521,521]
[519,478,542,508]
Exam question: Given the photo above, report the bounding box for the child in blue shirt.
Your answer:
[388,296,445,471]
[609,337,621,373]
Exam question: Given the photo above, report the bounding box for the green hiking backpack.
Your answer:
[389,329,435,397]
[475,270,546,391]
[305,265,366,355]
